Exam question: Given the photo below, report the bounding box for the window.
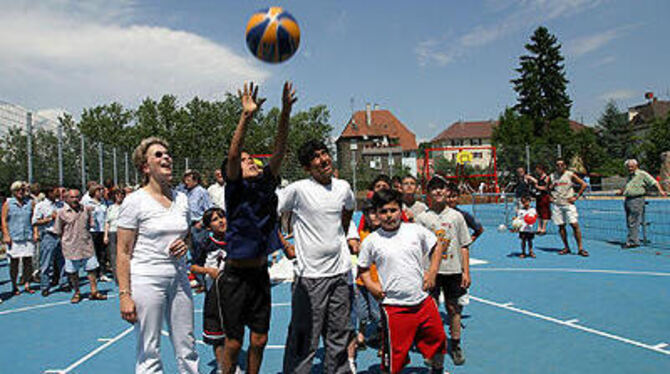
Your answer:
[472,138,482,145]
[473,152,483,159]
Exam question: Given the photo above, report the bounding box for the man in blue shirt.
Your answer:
[220,81,296,374]
[183,169,212,266]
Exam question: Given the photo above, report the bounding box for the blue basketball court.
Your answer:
[1,202,669,373]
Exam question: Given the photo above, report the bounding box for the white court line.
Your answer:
[564,319,579,324]
[472,268,670,277]
[45,326,134,373]
[0,294,117,316]
[470,295,670,356]
[653,343,668,349]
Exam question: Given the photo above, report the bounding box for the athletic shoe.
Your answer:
[451,345,465,365]
[99,274,112,282]
[41,289,49,297]
[70,293,82,304]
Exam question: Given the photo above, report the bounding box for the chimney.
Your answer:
[366,103,372,126]
[373,103,379,111]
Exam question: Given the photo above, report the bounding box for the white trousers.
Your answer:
[131,273,200,374]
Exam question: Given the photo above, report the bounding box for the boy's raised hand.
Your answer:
[238,82,266,116]
[282,81,298,110]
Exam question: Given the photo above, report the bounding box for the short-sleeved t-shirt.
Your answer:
[277,177,355,278]
[416,207,472,274]
[623,169,657,197]
[195,233,227,271]
[224,165,279,260]
[551,170,575,206]
[405,200,428,218]
[117,189,190,277]
[453,207,483,234]
[358,223,437,306]
[517,207,537,232]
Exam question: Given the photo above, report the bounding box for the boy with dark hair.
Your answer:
[445,183,484,244]
[280,138,358,374]
[190,207,227,370]
[416,176,472,366]
[359,189,446,374]
[515,195,537,258]
[401,174,428,220]
[221,81,297,374]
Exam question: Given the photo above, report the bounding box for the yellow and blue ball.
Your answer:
[245,7,300,63]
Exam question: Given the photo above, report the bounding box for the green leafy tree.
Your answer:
[512,26,571,136]
[640,115,670,175]
[596,101,631,159]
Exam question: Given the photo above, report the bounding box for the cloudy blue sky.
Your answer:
[0,0,668,140]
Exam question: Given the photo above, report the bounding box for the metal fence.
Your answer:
[469,192,670,249]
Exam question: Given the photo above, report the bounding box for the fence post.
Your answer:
[113,147,118,186]
[26,112,33,184]
[124,151,129,186]
[557,144,562,159]
[80,134,86,191]
[57,120,63,186]
[525,143,530,173]
[642,201,648,245]
[98,143,104,184]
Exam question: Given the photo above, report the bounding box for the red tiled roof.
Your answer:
[338,109,418,151]
[432,119,587,142]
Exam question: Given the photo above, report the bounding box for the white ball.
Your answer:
[497,224,507,232]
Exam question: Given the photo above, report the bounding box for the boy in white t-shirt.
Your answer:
[358,189,446,374]
[515,195,537,258]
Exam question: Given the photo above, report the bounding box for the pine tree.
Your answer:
[512,26,572,136]
[596,101,630,159]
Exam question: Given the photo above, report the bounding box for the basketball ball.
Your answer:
[245,7,300,63]
[524,213,537,225]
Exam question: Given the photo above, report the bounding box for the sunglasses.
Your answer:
[154,150,171,159]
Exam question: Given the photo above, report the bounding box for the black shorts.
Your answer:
[519,232,535,240]
[202,274,226,346]
[220,265,271,341]
[430,273,466,302]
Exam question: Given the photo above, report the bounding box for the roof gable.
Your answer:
[339,109,417,151]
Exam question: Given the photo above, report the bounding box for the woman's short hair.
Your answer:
[132,137,169,185]
[10,181,23,193]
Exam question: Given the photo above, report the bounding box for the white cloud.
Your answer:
[565,26,635,57]
[0,1,270,115]
[599,89,637,101]
[591,56,616,68]
[416,0,606,67]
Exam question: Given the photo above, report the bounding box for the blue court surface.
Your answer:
[1,205,669,373]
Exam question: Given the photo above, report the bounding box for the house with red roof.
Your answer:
[430,119,587,169]
[336,104,418,177]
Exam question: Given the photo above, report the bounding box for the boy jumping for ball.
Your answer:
[358,189,447,374]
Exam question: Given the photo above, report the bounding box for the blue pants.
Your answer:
[39,232,66,291]
[355,284,381,338]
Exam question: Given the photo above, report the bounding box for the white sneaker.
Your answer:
[99,275,112,282]
[348,358,357,374]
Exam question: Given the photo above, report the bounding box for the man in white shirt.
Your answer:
[32,186,64,296]
[279,140,357,374]
[416,176,472,366]
[207,168,226,209]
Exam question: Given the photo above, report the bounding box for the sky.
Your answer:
[1,0,669,141]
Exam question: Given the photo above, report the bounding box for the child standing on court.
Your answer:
[516,195,537,258]
[190,207,227,369]
[358,189,447,374]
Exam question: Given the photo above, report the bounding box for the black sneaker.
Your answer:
[451,345,465,365]
[41,289,49,297]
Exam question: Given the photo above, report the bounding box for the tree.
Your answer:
[640,115,670,175]
[596,101,631,159]
[511,26,571,136]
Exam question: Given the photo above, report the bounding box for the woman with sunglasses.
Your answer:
[116,137,199,373]
[2,181,37,295]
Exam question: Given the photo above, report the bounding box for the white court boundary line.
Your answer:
[44,326,134,373]
[470,295,670,356]
[0,294,117,316]
[472,267,670,277]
